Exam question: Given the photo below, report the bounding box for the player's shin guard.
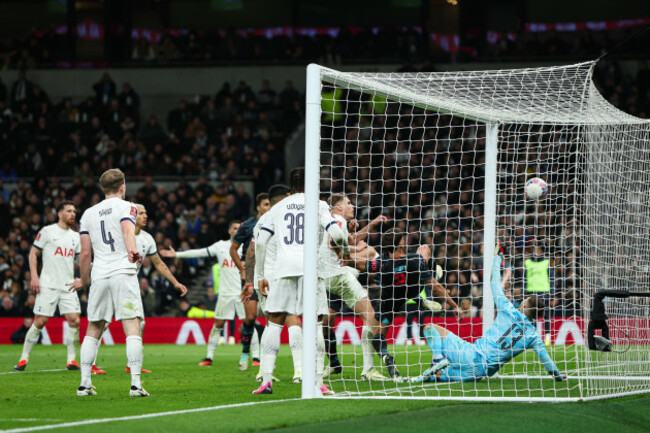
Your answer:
[126,336,143,388]
[241,322,255,354]
[423,327,444,362]
[288,325,303,375]
[316,322,325,388]
[66,326,79,364]
[361,326,375,371]
[20,325,42,361]
[80,336,99,388]
[324,324,340,367]
[207,325,222,360]
[261,322,282,384]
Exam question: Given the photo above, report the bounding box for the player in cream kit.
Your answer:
[14,201,84,371]
[91,204,187,375]
[252,168,350,395]
[161,220,243,367]
[76,168,147,397]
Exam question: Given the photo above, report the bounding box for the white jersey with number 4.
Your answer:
[33,224,80,291]
[261,193,337,279]
[135,230,157,273]
[206,240,242,297]
[80,197,138,281]
[318,213,348,279]
[253,212,277,287]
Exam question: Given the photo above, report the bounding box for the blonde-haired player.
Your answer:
[77,168,146,396]
[14,201,84,371]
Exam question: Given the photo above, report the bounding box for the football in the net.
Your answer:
[525,178,548,200]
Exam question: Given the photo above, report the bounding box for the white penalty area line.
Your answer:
[0,369,68,375]
[0,398,301,433]
[0,421,62,423]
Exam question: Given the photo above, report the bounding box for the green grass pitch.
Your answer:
[0,344,648,432]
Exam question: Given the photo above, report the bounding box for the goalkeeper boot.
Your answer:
[323,364,342,378]
[361,367,388,382]
[320,384,335,396]
[66,360,80,371]
[423,358,449,379]
[129,386,150,397]
[239,353,250,371]
[14,360,27,371]
[91,365,106,375]
[382,354,401,379]
[198,358,213,366]
[76,385,97,396]
[252,381,273,395]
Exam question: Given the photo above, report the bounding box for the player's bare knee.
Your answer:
[214,319,226,329]
[66,315,80,328]
[34,315,48,329]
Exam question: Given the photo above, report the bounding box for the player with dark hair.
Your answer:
[229,192,270,370]
[406,246,565,384]
[369,229,460,378]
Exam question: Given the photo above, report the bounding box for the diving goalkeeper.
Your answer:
[411,246,566,383]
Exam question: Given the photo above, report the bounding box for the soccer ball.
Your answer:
[525,178,548,200]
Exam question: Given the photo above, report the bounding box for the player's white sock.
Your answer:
[207,325,222,360]
[361,326,375,371]
[80,336,99,388]
[288,325,303,375]
[261,322,282,384]
[126,336,143,388]
[66,326,79,364]
[140,320,145,339]
[251,326,260,360]
[316,322,325,388]
[20,325,42,361]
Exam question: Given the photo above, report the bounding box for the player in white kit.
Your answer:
[76,169,147,397]
[243,184,301,383]
[14,201,84,371]
[92,204,188,375]
[252,168,350,395]
[161,220,245,367]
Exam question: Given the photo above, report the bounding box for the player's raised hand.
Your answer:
[240,283,254,302]
[67,278,84,292]
[348,219,359,232]
[174,282,188,297]
[30,276,40,294]
[370,215,388,226]
[129,249,141,263]
[159,246,176,258]
[259,279,270,296]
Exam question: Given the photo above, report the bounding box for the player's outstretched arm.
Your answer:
[79,234,92,288]
[350,215,388,244]
[531,336,565,381]
[150,253,187,296]
[28,245,41,293]
[171,247,210,259]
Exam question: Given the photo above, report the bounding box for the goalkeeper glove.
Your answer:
[552,372,567,382]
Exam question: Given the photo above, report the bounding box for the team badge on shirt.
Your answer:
[130,206,138,218]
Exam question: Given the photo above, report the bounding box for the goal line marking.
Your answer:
[1,399,301,433]
[0,369,67,376]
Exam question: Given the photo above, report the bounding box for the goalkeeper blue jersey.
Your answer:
[474,255,561,378]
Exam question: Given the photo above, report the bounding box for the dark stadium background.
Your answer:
[0,0,648,322]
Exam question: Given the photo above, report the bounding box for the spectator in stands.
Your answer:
[92,72,116,105]
[10,70,34,109]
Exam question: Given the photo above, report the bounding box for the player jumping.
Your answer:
[14,201,84,372]
[407,245,566,384]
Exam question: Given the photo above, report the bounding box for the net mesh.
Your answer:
[311,61,650,400]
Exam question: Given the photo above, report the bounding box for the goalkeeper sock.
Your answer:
[126,336,143,388]
[66,325,79,364]
[207,325,222,360]
[324,326,340,367]
[21,324,42,361]
[241,322,254,354]
[361,326,375,371]
[424,326,444,362]
[288,325,303,375]
[80,336,99,388]
[316,322,325,388]
[371,333,389,358]
[261,322,282,383]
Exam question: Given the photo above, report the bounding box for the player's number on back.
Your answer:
[283,212,304,245]
[497,324,524,350]
[100,220,115,252]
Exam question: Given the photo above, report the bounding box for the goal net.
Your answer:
[303,61,650,401]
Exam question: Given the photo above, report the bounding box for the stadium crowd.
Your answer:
[0,53,646,324]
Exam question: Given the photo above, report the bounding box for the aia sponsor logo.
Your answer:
[54,247,74,257]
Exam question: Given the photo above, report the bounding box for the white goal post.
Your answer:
[302,61,650,401]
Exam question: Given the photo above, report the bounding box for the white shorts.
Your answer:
[34,286,81,317]
[263,276,328,316]
[320,272,367,309]
[87,273,143,322]
[215,295,245,320]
